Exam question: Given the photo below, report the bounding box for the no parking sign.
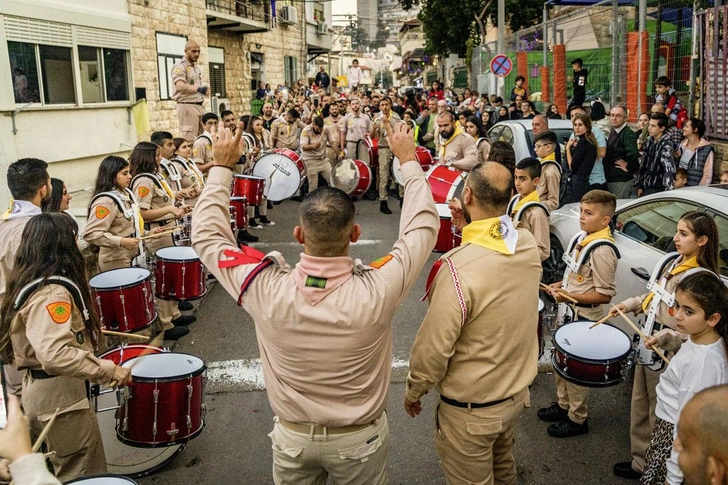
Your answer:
[490,55,513,77]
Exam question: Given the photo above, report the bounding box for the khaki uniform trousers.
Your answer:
[304,158,331,192]
[630,360,668,473]
[555,305,603,425]
[176,103,204,142]
[326,147,338,168]
[268,413,389,485]
[435,388,529,485]
[377,147,392,200]
[146,233,180,331]
[346,141,359,160]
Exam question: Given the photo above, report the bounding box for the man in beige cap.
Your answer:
[171,40,208,141]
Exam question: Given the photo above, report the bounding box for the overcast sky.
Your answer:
[332,0,357,16]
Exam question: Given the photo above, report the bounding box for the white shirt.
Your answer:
[348,66,363,87]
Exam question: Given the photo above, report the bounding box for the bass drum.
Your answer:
[252,149,306,202]
[356,137,379,169]
[331,159,372,197]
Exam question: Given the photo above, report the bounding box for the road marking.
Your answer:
[250,239,385,248]
[207,357,410,392]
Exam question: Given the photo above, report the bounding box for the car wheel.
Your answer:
[542,234,566,285]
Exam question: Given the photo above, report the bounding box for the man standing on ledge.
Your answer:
[172,40,208,142]
[192,121,438,484]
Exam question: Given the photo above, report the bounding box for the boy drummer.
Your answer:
[533,131,562,211]
[537,190,619,437]
[508,157,550,262]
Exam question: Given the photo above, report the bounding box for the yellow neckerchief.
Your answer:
[540,152,557,163]
[512,190,540,216]
[461,215,519,255]
[641,255,699,311]
[439,125,464,160]
[156,174,175,201]
[573,226,615,259]
[184,157,205,187]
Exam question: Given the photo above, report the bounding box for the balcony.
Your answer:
[206,0,270,33]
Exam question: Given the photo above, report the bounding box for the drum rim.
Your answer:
[106,442,185,478]
[234,174,266,181]
[123,353,207,381]
[64,473,139,483]
[90,268,152,290]
[117,421,204,449]
[551,355,626,388]
[552,321,632,363]
[155,247,202,263]
[98,345,167,362]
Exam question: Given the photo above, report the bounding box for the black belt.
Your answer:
[441,395,511,409]
[575,303,600,308]
[178,101,203,105]
[29,368,56,379]
[144,219,171,230]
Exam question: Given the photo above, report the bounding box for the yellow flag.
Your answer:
[132,100,151,139]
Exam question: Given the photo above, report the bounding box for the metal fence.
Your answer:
[697,4,728,140]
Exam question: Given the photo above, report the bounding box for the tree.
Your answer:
[398,0,544,56]
[374,69,394,89]
[370,20,390,49]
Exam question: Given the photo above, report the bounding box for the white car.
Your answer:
[546,186,728,330]
[487,119,573,162]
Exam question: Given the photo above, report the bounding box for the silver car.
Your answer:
[487,119,573,161]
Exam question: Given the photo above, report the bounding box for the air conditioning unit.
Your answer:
[279,5,297,25]
[316,22,327,35]
[211,97,229,115]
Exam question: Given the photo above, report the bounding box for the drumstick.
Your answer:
[614,306,671,365]
[109,331,166,388]
[589,313,613,329]
[539,282,579,304]
[31,408,59,452]
[139,226,183,240]
[101,329,150,341]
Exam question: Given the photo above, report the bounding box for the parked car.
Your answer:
[545,185,728,330]
[487,119,573,162]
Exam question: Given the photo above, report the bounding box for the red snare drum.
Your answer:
[230,197,248,231]
[99,344,166,365]
[154,247,207,301]
[118,353,206,447]
[427,165,466,203]
[232,175,265,206]
[392,147,435,186]
[357,137,379,169]
[90,268,156,333]
[253,149,306,201]
[331,159,372,197]
[433,204,459,253]
[552,321,633,388]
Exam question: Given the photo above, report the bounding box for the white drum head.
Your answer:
[391,157,405,186]
[125,353,205,379]
[539,298,545,313]
[156,246,199,262]
[357,139,373,165]
[554,321,631,360]
[331,159,367,194]
[90,268,150,289]
[65,475,138,483]
[253,153,303,202]
[435,203,451,219]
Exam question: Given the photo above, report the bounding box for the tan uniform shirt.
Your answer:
[372,111,401,148]
[172,157,201,206]
[564,238,618,319]
[439,132,478,172]
[538,158,561,212]
[406,227,541,403]
[300,124,336,161]
[270,118,305,150]
[0,214,36,306]
[341,113,372,143]
[11,284,115,417]
[513,206,550,262]
[132,175,174,223]
[192,162,438,427]
[83,192,139,266]
[193,133,214,168]
[324,115,344,138]
[171,57,204,103]
[476,138,491,164]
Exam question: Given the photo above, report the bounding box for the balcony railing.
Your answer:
[206,0,270,27]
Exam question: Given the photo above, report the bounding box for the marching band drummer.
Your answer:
[609,211,721,480]
[0,213,132,482]
[172,137,206,207]
[129,142,194,340]
[245,115,276,230]
[152,131,199,204]
[370,96,401,215]
[434,112,478,172]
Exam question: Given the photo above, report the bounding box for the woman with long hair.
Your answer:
[636,112,650,151]
[244,115,274,231]
[0,213,131,482]
[590,100,611,137]
[41,178,78,234]
[677,118,715,186]
[547,104,562,120]
[465,116,491,164]
[481,109,495,131]
[562,113,598,204]
[130,142,192,340]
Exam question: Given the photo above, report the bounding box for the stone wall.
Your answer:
[128,0,208,137]
[208,30,249,116]
[712,141,728,176]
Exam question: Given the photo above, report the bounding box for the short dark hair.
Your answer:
[515,157,542,179]
[288,108,300,120]
[655,75,672,87]
[494,96,503,104]
[150,131,173,146]
[379,96,392,106]
[220,110,234,118]
[312,116,324,128]
[7,158,49,200]
[299,186,355,256]
[571,58,583,67]
[459,109,473,119]
[515,75,525,83]
[202,112,219,124]
[649,112,669,129]
[676,167,688,179]
[534,130,558,145]
[581,189,617,217]
[467,162,513,210]
[688,118,706,138]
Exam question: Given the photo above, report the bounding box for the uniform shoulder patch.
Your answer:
[46,302,72,324]
[369,254,393,269]
[95,206,110,219]
[137,186,150,197]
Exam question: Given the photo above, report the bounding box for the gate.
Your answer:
[698,5,728,140]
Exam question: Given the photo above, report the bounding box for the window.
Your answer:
[8,41,40,103]
[284,56,298,86]
[104,48,130,101]
[8,42,75,104]
[78,46,130,103]
[615,200,701,252]
[156,33,186,100]
[208,47,226,98]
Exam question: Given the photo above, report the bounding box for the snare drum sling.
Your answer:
[9,277,115,481]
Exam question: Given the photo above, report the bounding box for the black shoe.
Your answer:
[273,200,282,205]
[364,191,377,201]
[537,402,568,422]
[164,326,189,340]
[291,195,303,202]
[547,418,589,438]
[267,200,273,209]
[350,196,358,201]
[259,217,275,226]
[171,315,196,327]
[613,462,641,480]
[237,229,259,243]
[380,201,392,214]
[399,197,403,208]
[178,300,194,311]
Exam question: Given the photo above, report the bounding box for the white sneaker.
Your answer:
[259,217,276,226]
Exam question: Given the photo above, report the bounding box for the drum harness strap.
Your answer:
[505,195,550,223]
[90,190,146,268]
[160,158,183,192]
[174,156,205,186]
[421,256,468,326]
[541,159,563,174]
[217,246,278,305]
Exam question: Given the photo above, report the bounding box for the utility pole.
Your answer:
[497,0,505,98]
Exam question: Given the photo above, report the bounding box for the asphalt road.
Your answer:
[109,195,640,485]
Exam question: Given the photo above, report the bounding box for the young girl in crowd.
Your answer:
[639,271,728,485]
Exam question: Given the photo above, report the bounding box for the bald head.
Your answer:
[466,162,513,213]
[184,41,201,63]
[651,103,665,114]
[677,384,728,485]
